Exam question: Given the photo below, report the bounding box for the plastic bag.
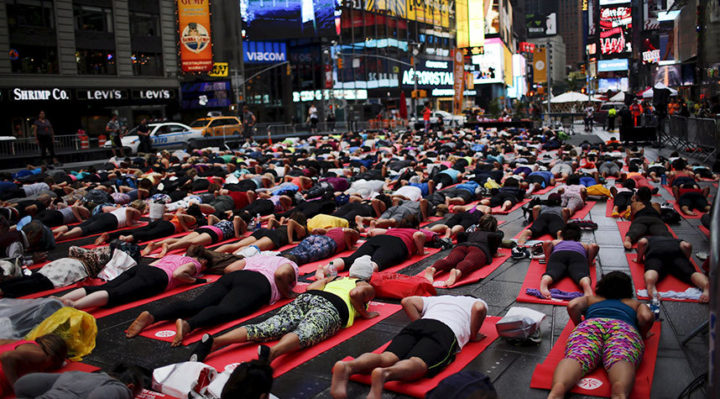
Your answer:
[97,248,138,281]
[370,272,437,299]
[25,307,97,361]
[496,306,546,344]
[152,361,217,399]
[0,298,63,339]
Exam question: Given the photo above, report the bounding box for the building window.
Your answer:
[131,52,163,76]
[76,49,116,75]
[74,5,113,32]
[130,12,159,37]
[6,0,58,74]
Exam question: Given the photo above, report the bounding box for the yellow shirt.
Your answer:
[323,277,359,327]
[307,214,348,232]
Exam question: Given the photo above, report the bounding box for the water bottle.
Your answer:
[650,297,660,320]
[254,213,262,231]
[660,174,667,185]
[327,261,338,278]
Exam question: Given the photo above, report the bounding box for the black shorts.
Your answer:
[79,213,118,236]
[341,235,408,271]
[526,175,547,186]
[35,209,64,227]
[445,212,481,229]
[252,227,289,248]
[544,250,589,284]
[489,192,518,208]
[386,318,458,377]
[678,192,708,211]
[84,265,169,307]
[195,227,221,243]
[443,188,473,204]
[648,166,665,176]
[530,213,564,238]
[644,237,696,284]
[614,191,634,211]
[112,135,122,148]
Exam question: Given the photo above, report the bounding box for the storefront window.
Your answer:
[76,49,116,75]
[130,12,159,37]
[7,0,58,74]
[131,52,163,76]
[74,4,113,32]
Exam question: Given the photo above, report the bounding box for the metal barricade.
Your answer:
[0,135,80,156]
[692,117,719,163]
[666,115,688,149]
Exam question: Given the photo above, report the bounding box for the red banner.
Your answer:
[453,49,464,115]
[178,0,213,72]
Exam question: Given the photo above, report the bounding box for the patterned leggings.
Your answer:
[286,235,337,265]
[564,318,644,374]
[245,293,343,348]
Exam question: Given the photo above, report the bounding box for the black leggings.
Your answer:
[530,213,564,238]
[626,216,671,243]
[35,210,65,227]
[433,174,454,188]
[78,213,118,236]
[333,202,374,223]
[238,199,275,222]
[0,188,26,201]
[614,192,634,211]
[644,237,696,284]
[678,192,708,211]
[107,220,175,243]
[544,250,589,284]
[445,212,481,229]
[152,270,271,330]
[341,235,409,271]
[84,265,168,307]
[0,273,54,298]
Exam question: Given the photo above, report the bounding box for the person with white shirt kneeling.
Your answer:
[330,294,488,399]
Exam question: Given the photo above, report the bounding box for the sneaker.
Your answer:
[438,237,453,250]
[511,246,529,260]
[258,344,271,362]
[189,334,214,362]
[530,243,544,256]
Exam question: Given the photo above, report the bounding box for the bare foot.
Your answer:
[94,233,109,246]
[141,242,156,256]
[684,210,696,216]
[623,238,633,250]
[158,243,169,258]
[367,368,387,399]
[126,311,155,338]
[330,362,351,399]
[315,265,327,280]
[539,286,552,299]
[119,235,133,242]
[445,269,462,287]
[423,267,436,283]
[58,297,75,307]
[700,289,710,303]
[172,319,191,347]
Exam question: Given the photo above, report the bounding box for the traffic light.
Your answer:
[581,64,586,74]
[337,57,343,69]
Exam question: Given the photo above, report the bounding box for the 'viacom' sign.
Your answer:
[244,41,287,64]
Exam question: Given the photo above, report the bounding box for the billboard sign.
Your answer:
[526,13,557,38]
[178,0,213,72]
[401,59,453,89]
[598,77,629,92]
[456,0,484,48]
[181,81,231,109]
[243,41,287,63]
[407,0,453,29]
[470,39,505,84]
[600,6,632,56]
[597,58,629,72]
[240,0,341,40]
[532,46,547,84]
[453,49,464,114]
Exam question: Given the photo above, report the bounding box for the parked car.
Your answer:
[188,116,243,137]
[104,122,200,154]
[410,110,466,129]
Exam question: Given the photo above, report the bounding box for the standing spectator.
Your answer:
[106,114,123,158]
[607,104,617,132]
[423,103,432,133]
[308,103,319,134]
[583,102,594,132]
[242,105,256,142]
[32,111,58,166]
[136,118,152,154]
[629,100,643,127]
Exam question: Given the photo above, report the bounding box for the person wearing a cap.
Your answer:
[330,294,488,399]
[188,262,377,364]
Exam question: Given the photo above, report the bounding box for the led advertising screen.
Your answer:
[598,77,629,93]
[526,13,557,38]
[240,0,341,40]
[600,6,632,57]
[181,81,231,109]
[469,39,505,85]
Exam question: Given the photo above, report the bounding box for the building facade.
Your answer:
[0,0,180,136]
[557,0,583,69]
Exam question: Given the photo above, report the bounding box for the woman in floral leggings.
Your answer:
[548,272,654,399]
[190,263,377,364]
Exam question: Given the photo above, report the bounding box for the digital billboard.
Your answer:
[600,6,632,56]
[178,0,212,72]
[598,77,629,93]
[526,13,557,38]
[469,38,505,85]
[181,81,231,109]
[456,0,484,48]
[240,0,341,40]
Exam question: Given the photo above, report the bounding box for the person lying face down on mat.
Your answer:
[424,215,502,287]
[126,250,299,347]
[283,227,361,266]
[516,194,570,246]
[329,294,489,399]
[14,363,145,399]
[56,253,207,309]
[556,174,587,216]
[52,201,146,241]
[189,261,377,364]
[621,187,673,250]
[539,224,599,299]
[548,272,654,399]
[213,212,308,255]
[636,236,710,303]
[0,334,67,397]
[479,177,526,213]
[314,226,435,279]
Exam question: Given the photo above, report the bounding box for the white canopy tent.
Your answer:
[548,91,601,103]
[640,83,678,99]
[609,92,625,102]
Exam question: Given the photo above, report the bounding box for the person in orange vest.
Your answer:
[629,100,643,127]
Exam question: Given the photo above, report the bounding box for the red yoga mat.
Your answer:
[59,361,100,373]
[138,283,309,345]
[144,233,249,258]
[297,247,359,276]
[309,247,443,281]
[136,389,179,399]
[530,321,661,399]
[347,316,500,398]
[668,200,704,219]
[533,184,557,195]
[699,225,710,237]
[19,278,104,300]
[516,259,597,306]
[491,198,531,215]
[84,275,221,319]
[570,201,596,219]
[414,248,511,288]
[81,231,190,250]
[617,221,678,249]
[55,222,149,244]
[202,301,401,377]
[625,253,702,302]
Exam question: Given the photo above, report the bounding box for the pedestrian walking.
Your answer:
[32,111,59,165]
[106,114,123,157]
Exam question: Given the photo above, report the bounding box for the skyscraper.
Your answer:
[557,0,584,69]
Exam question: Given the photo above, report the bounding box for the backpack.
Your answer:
[426,370,497,399]
[660,207,681,225]
[521,198,543,224]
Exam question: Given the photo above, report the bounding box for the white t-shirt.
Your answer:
[421,295,487,349]
[394,186,422,202]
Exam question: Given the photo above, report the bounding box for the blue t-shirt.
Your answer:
[456,181,480,194]
[439,168,461,183]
